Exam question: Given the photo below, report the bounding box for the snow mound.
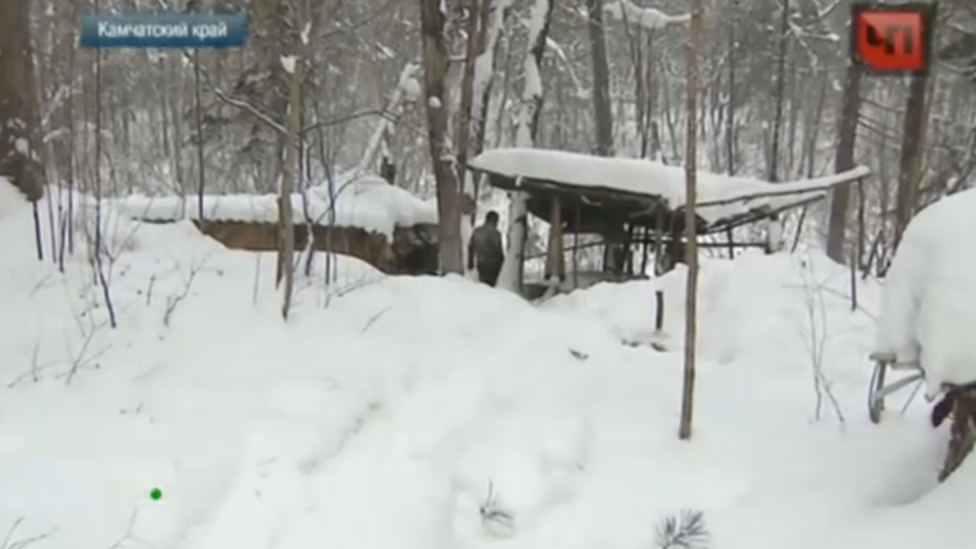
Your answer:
[544,249,880,378]
[0,176,26,220]
[876,188,976,395]
[541,265,690,348]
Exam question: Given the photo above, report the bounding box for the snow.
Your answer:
[399,77,422,102]
[471,0,514,141]
[3,175,975,549]
[280,55,296,74]
[603,0,691,29]
[469,147,870,226]
[397,63,422,102]
[110,175,437,236]
[14,138,29,156]
[875,188,976,396]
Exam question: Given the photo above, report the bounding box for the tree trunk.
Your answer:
[277,57,302,320]
[421,0,464,274]
[586,0,613,156]
[762,0,790,253]
[825,61,863,263]
[497,0,553,292]
[724,3,738,176]
[276,0,314,320]
[678,0,703,441]
[894,74,930,246]
[455,0,481,230]
[0,0,43,201]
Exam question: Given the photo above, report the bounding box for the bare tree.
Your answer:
[277,5,311,320]
[678,0,703,442]
[894,74,930,245]
[0,0,44,201]
[825,59,862,263]
[455,0,481,234]
[586,0,614,157]
[767,0,789,182]
[497,0,553,292]
[420,0,464,274]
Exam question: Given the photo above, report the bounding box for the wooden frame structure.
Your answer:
[468,148,871,292]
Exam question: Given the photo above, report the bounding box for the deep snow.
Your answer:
[1,180,974,549]
[875,188,976,397]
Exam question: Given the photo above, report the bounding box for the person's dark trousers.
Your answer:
[478,263,502,287]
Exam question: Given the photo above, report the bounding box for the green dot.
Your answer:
[150,488,162,501]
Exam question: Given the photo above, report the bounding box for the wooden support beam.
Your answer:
[545,195,565,280]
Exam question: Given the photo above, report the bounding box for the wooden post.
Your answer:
[572,203,581,288]
[546,196,564,280]
[624,224,635,275]
[655,290,664,331]
[640,225,650,274]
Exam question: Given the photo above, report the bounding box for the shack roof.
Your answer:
[469,148,870,234]
[112,175,437,236]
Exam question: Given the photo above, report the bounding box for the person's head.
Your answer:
[485,210,499,227]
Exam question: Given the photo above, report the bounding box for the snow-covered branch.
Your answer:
[603,0,690,29]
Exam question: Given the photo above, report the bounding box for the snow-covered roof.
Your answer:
[112,176,437,236]
[469,148,870,231]
[874,188,976,395]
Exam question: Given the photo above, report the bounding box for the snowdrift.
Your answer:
[875,188,976,396]
[0,179,973,549]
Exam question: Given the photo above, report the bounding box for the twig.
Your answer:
[106,508,138,549]
[359,305,393,335]
[793,258,846,424]
[1,518,56,549]
[28,274,57,297]
[163,258,208,327]
[318,0,399,41]
[63,324,111,385]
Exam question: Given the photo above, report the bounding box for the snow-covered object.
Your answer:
[397,63,422,102]
[112,176,436,237]
[469,147,870,226]
[280,55,297,74]
[471,0,514,132]
[500,0,550,292]
[603,0,690,29]
[875,188,976,396]
[0,176,23,220]
[398,77,422,102]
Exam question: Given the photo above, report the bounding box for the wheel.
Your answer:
[868,361,887,423]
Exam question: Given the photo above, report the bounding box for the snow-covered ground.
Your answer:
[1,179,974,549]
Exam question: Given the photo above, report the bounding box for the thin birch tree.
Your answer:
[496,0,553,292]
[678,0,703,441]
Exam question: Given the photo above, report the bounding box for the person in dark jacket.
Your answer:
[468,210,504,286]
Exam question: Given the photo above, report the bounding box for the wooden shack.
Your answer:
[468,148,871,293]
[112,176,439,275]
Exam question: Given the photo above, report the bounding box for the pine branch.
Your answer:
[655,510,709,549]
